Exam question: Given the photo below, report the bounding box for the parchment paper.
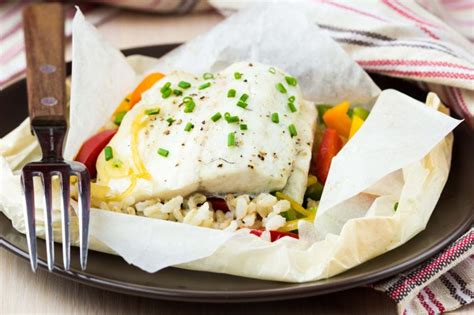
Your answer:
[0,4,461,282]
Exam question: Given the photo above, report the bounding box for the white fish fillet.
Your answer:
[96,62,317,202]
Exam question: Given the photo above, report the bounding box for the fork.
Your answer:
[21,3,90,272]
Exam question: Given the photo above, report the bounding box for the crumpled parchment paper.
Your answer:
[0,4,461,282]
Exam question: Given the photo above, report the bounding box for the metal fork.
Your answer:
[21,3,90,272]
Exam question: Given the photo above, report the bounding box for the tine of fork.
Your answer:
[75,168,90,270]
[59,172,70,270]
[41,173,55,271]
[21,171,38,272]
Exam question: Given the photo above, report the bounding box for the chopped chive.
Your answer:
[114,111,127,126]
[288,124,297,137]
[234,72,242,80]
[166,117,175,126]
[158,148,169,157]
[184,122,194,132]
[237,101,248,109]
[227,89,236,98]
[227,132,235,147]
[173,89,182,96]
[145,107,160,115]
[199,82,211,90]
[240,93,249,102]
[184,101,196,113]
[224,112,239,123]
[271,112,279,123]
[240,124,248,130]
[203,72,214,80]
[104,146,113,161]
[269,67,276,74]
[394,202,399,211]
[160,82,171,93]
[211,112,222,122]
[288,96,295,103]
[276,83,287,94]
[285,76,297,86]
[288,102,297,113]
[162,88,172,99]
[178,81,191,89]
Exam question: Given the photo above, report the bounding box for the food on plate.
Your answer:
[73,62,371,239]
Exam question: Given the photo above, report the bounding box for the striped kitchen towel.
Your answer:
[373,228,474,314]
[0,0,210,89]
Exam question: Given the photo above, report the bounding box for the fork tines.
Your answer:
[21,162,90,272]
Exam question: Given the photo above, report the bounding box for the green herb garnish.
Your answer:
[240,124,248,130]
[276,83,287,94]
[288,102,297,113]
[227,132,235,147]
[237,101,248,109]
[145,108,160,115]
[199,82,211,90]
[234,72,242,80]
[288,124,297,137]
[178,81,191,89]
[227,89,236,98]
[211,112,222,122]
[184,122,194,132]
[271,113,279,123]
[104,146,113,161]
[114,111,127,126]
[285,76,297,86]
[203,72,214,80]
[158,148,169,157]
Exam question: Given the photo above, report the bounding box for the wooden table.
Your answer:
[1,9,472,315]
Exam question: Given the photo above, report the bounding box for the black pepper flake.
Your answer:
[240,154,243,158]
[273,152,278,159]
[200,96,205,100]
[248,164,254,169]
[181,143,185,146]
[201,120,206,124]
[249,63,253,67]
[217,163,223,168]
[244,79,248,83]
[164,130,170,135]
[175,163,179,167]
[200,127,204,131]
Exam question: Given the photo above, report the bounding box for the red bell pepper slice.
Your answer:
[75,129,117,178]
[250,229,299,242]
[312,128,343,184]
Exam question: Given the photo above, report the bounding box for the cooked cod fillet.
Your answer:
[96,62,317,203]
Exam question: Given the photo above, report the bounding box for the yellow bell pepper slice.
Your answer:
[349,114,364,139]
[275,192,312,217]
[323,101,352,138]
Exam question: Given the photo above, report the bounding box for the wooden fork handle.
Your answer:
[23,3,66,127]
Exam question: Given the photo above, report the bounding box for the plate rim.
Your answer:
[0,43,473,303]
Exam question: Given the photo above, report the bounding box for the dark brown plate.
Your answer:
[0,44,472,303]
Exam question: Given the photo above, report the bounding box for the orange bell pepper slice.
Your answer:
[323,101,352,138]
[114,93,133,114]
[349,114,364,139]
[129,72,165,108]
